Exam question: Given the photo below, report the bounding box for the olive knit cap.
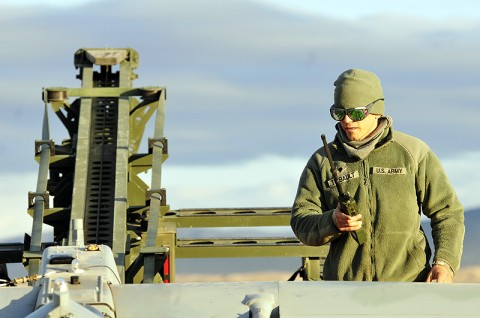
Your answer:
[333,68,384,115]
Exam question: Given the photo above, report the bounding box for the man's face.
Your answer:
[339,113,380,141]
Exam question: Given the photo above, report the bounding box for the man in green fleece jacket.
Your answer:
[291,68,464,282]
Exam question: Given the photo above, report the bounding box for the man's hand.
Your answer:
[332,203,362,232]
[426,265,453,283]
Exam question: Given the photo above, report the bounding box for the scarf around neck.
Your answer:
[336,116,392,160]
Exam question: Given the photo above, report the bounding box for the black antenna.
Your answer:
[321,134,347,198]
[320,134,366,245]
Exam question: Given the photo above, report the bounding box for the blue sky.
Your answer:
[0,0,479,240]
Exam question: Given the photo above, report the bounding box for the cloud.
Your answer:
[1,0,479,171]
[159,154,306,209]
[158,152,480,211]
[0,172,53,242]
[255,0,480,21]
[1,0,103,8]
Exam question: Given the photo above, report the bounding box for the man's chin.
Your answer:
[346,133,361,141]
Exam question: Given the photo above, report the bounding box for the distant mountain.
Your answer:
[422,207,480,266]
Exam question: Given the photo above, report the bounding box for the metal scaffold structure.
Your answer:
[23,48,327,285]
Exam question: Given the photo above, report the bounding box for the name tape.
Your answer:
[326,171,359,188]
[372,167,406,175]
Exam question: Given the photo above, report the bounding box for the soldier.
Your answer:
[290,69,464,282]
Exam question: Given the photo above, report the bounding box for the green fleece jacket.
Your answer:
[291,126,464,281]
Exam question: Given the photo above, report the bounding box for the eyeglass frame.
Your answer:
[329,98,384,121]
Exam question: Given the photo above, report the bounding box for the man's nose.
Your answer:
[341,113,353,123]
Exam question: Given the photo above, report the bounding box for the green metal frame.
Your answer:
[25,48,327,285]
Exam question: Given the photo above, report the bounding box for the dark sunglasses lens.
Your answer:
[348,109,367,121]
[331,109,345,121]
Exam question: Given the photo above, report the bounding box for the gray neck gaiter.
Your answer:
[337,116,392,160]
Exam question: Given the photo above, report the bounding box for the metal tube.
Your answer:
[29,99,51,276]
[71,219,84,247]
[143,90,166,283]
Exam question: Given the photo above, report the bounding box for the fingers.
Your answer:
[333,207,363,232]
[426,271,434,282]
[338,220,362,232]
[426,265,453,283]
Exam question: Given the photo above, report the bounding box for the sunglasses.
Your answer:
[330,98,384,121]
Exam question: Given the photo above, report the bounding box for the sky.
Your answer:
[0,0,479,241]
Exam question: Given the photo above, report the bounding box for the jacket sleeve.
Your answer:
[290,155,342,246]
[417,149,465,274]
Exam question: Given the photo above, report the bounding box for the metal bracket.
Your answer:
[148,137,168,154]
[140,246,169,255]
[35,140,55,156]
[125,247,169,284]
[28,191,50,209]
[44,88,68,102]
[145,189,167,206]
[23,251,44,260]
[140,87,163,101]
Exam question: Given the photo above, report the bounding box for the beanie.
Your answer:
[333,69,384,115]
